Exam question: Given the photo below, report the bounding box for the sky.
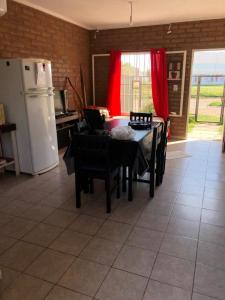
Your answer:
[192,50,225,75]
[121,51,225,76]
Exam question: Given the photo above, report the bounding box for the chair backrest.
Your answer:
[74,119,88,133]
[150,123,161,160]
[73,134,111,171]
[156,123,163,147]
[130,112,153,123]
[162,117,170,148]
[83,109,104,131]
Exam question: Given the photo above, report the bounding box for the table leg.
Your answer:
[10,131,20,176]
[122,166,126,193]
[128,166,133,202]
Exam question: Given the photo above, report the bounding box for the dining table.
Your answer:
[104,117,162,201]
[66,117,163,202]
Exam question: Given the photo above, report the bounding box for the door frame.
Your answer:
[186,48,225,144]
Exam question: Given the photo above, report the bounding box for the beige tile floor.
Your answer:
[0,140,225,300]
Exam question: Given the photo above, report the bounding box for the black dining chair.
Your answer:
[73,134,120,213]
[137,123,161,197]
[130,112,153,123]
[83,109,105,131]
[156,117,170,185]
[123,123,161,198]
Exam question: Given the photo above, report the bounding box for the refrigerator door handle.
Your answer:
[27,93,54,98]
[28,94,39,98]
[27,87,54,91]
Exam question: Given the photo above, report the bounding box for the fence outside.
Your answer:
[190,75,225,124]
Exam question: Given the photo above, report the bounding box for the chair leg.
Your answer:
[160,157,164,184]
[105,177,111,213]
[150,162,155,198]
[150,173,155,198]
[159,153,166,184]
[128,166,133,202]
[116,171,120,199]
[89,178,94,194]
[156,147,162,186]
[122,166,126,192]
[75,174,81,208]
[156,159,161,187]
[82,176,89,194]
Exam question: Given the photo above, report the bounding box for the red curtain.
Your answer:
[107,51,122,116]
[150,48,169,120]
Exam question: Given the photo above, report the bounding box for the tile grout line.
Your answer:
[0,190,84,296]
[190,141,208,300]
[42,191,118,299]
[1,145,225,299]
[140,190,179,300]
[93,190,151,299]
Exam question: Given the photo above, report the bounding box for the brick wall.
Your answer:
[1,1,225,137]
[90,19,225,138]
[0,0,91,109]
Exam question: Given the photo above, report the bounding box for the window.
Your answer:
[121,53,154,114]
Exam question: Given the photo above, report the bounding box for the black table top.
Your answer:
[104,118,153,143]
[103,118,158,175]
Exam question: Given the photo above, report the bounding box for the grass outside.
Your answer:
[188,115,196,133]
[188,84,224,135]
[208,101,222,107]
[197,115,220,122]
[191,85,224,98]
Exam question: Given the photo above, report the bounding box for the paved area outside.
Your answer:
[190,97,223,120]
[188,122,223,140]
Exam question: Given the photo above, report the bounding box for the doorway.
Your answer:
[188,50,225,140]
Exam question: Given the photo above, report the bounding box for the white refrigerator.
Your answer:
[0,58,59,175]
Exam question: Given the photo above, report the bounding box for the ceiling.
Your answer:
[15,0,225,30]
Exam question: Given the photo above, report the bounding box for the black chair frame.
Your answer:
[122,123,160,199]
[73,134,120,213]
[130,112,153,123]
[155,117,170,185]
[83,109,105,132]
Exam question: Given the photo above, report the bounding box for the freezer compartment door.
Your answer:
[25,93,59,174]
[21,59,53,91]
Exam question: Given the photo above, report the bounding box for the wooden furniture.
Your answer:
[130,112,153,123]
[0,123,20,175]
[83,108,105,131]
[135,123,162,198]
[73,134,120,213]
[56,113,79,149]
[156,117,170,184]
[105,118,158,201]
[70,117,165,205]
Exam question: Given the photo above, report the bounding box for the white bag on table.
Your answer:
[111,126,136,140]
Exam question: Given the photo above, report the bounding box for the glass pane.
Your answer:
[121,53,154,114]
[198,78,224,123]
